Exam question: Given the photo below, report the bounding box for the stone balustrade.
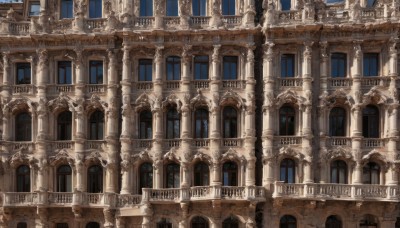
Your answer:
[164,81,180,90]
[12,85,35,94]
[190,16,211,28]
[193,80,210,89]
[135,82,154,91]
[360,76,391,88]
[132,139,153,148]
[163,139,181,149]
[326,137,352,147]
[52,141,74,150]
[277,78,303,87]
[222,138,243,147]
[222,80,245,89]
[87,84,107,93]
[221,16,242,27]
[192,139,210,148]
[47,85,74,94]
[328,78,352,89]
[274,136,302,146]
[86,140,106,150]
[135,17,155,28]
[362,138,385,148]
[85,18,107,31]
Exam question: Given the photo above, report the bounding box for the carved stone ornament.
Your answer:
[132,148,152,163]
[190,89,211,109]
[9,151,31,168]
[275,89,304,108]
[135,93,154,112]
[3,97,35,115]
[163,147,180,162]
[278,146,304,161]
[193,151,212,164]
[361,87,389,106]
[221,148,245,164]
[47,92,75,113]
[324,146,353,162]
[86,94,108,112]
[85,151,107,167]
[319,89,352,110]
[49,149,75,166]
[361,149,388,168]
[162,94,182,111]
[220,90,244,109]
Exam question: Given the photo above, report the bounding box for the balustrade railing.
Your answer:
[362,138,385,148]
[278,78,303,87]
[164,17,180,26]
[12,142,35,151]
[222,80,245,89]
[354,185,388,198]
[192,139,210,147]
[52,19,73,32]
[190,186,212,199]
[9,22,30,35]
[86,140,105,150]
[135,82,153,90]
[164,139,181,148]
[277,11,302,24]
[48,85,74,93]
[361,76,390,87]
[87,85,106,93]
[12,85,34,94]
[222,138,243,147]
[193,80,210,89]
[164,81,180,90]
[326,137,351,147]
[117,194,142,207]
[135,17,155,27]
[221,16,242,26]
[3,192,38,206]
[86,18,106,30]
[53,141,74,150]
[328,78,352,87]
[190,16,211,26]
[133,139,153,148]
[275,136,302,146]
[146,188,180,201]
[85,193,103,205]
[273,182,304,197]
[221,186,246,199]
[48,192,73,204]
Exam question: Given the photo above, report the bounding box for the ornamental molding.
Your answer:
[3,97,35,115]
[49,149,75,166]
[193,151,213,164]
[361,87,390,106]
[85,94,108,113]
[323,146,353,162]
[163,147,181,162]
[132,149,152,163]
[278,146,304,162]
[361,149,388,167]
[275,89,304,108]
[221,148,245,164]
[220,90,244,109]
[47,93,75,113]
[162,94,182,111]
[85,151,107,167]
[190,90,211,110]
[134,93,154,112]
[319,89,352,110]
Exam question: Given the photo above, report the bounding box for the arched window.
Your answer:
[362,105,379,138]
[17,223,27,228]
[16,165,30,192]
[192,0,207,16]
[166,56,181,80]
[363,162,380,184]
[191,216,209,228]
[222,162,238,186]
[395,217,400,228]
[223,107,238,138]
[360,214,378,227]
[194,162,209,186]
[140,0,153,16]
[139,162,153,193]
[222,0,235,15]
[280,159,295,183]
[194,108,209,138]
[325,215,342,228]
[331,160,347,184]
[166,108,180,139]
[279,106,295,136]
[57,165,72,192]
[86,222,100,228]
[329,107,346,136]
[280,215,297,228]
[166,0,178,16]
[87,165,103,193]
[15,112,32,141]
[166,163,180,188]
[280,0,291,11]
[222,216,239,228]
[89,111,104,140]
[57,111,72,140]
[139,110,153,139]
[157,218,172,228]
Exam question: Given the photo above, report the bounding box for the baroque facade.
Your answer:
[0,0,400,227]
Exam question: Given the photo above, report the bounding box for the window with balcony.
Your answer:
[16,63,31,84]
[194,108,209,138]
[57,111,72,140]
[139,110,153,139]
[280,158,295,183]
[222,161,238,186]
[139,162,153,193]
[165,163,180,188]
[222,217,239,228]
[192,0,207,16]
[223,106,238,138]
[280,0,291,11]
[140,0,153,16]
[57,165,72,192]
[166,56,181,80]
[29,2,40,16]
[222,0,235,15]
[366,0,376,7]
[89,111,104,140]
[363,53,379,77]
[331,53,346,78]
[363,162,380,184]
[279,106,295,136]
[60,0,73,19]
[15,112,32,141]
[191,216,209,228]
[86,222,100,228]
[56,223,69,228]
[280,215,297,228]
[166,0,178,16]
[87,165,103,193]
[89,61,103,84]
[194,162,209,186]
[58,61,72,84]
[194,56,209,80]
[157,219,172,228]
[362,105,379,138]
[166,108,180,139]
[281,54,295,78]
[139,59,153,81]
[330,160,347,184]
[16,165,30,192]
[223,56,238,80]
[89,0,102,18]
[325,215,342,228]
[329,107,346,137]
[17,223,27,228]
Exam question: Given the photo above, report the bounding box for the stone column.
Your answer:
[75,158,84,191]
[116,216,126,228]
[212,162,221,185]
[353,161,363,184]
[104,209,115,228]
[181,104,191,138]
[120,146,132,194]
[74,48,85,99]
[246,158,256,186]
[1,52,10,102]
[210,45,221,139]
[154,0,163,29]
[262,157,275,190]
[154,45,164,96]
[180,45,192,93]
[181,162,189,188]
[154,160,163,188]
[243,0,256,27]
[209,0,222,28]
[178,0,190,28]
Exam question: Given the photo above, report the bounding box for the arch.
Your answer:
[329,107,346,137]
[15,112,32,141]
[280,215,297,228]
[222,161,238,186]
[359,214,378,227]
[16,165,30,192]
[280,158,295,183]
[17,223,27,228]
[191,216,209,228]
[57,165,72,192]
[279,105,295,136]
[325,215,342,228]
[362,162,380,184]
[87,165,103,193]
[330,160,347,184]
[223,106,238,138]
[165,162,180,188]
[139,162,153,193]
[88,110,104,140]
[362,105,379,138]
[166,107,180,139]
[194,108,209,138]
[157,218,172,228]
[86,222,100,228]
[139,110,153,139]
[222,216,239,228]
[193,161,210,186]
[57,111,72,140]
[219,90,244,109]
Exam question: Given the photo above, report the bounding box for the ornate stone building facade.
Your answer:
[0,0,399,227]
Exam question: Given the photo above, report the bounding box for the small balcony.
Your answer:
[163,16,180,29]
[221,138,243,147]
[12,85,35,95]
[132,139,153,149]
[221,16,242,28]
[47,84,74,94]
[277,78,303,88]
[327,78,352,89]
[135,82,153,91]
[134,17,155,29]
[192,139,210,148]
[326,137,352,147]
[163,139,181,149]
[52,140,74,150]
[190,16,211,29]
[360,76,390,88]
[193,80,210,89]
[85,18,106,32]
[86,140,106,150]
[362,138,385,149]
[164,80,180,90]
[274,136,302,146]
[86,84,107,93]
[222,80,245,89]
[7,141,35,152]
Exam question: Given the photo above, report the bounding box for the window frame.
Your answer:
[325,215,342,228]
[60,0,73,19]
[280,158,296,183]
[329,107,347,137]
[280,54,295,78]
[194,56,209,80]
[222,0,235,15]
[89,60,103,84]
[222,56,238,80]
[193,162,210,186]
[139,162,153,193]
[280,0,291,11]
[165,162,180,188]
[362,162,380,185]
[88,0,102,18]
[15,112,32,141]
[192,0,207,16]
[57,165,72,192]
[194,108,209,138]
[362,105,380,138]
[280,215,297,228]
[57,61,72,84]
[87,165,103,193]
[363,53,380,77]
[139,110,153,139]
[28,1,40,17]
[222,106,238,138]
[16,62,32,85]
[222,161,238,186]
[57,111,72,140]
[16,165,30,192]
[166,0,178,16]
[166,56,181,80]
[191,216,209,228]
[138,59,153,81]
[89,110,105,140]
[140,0,154,16]
[330,52,347,78]
[330,160,348,184]
[279,105,296,136]
[166,108,180,139]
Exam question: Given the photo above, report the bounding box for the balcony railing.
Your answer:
[146,188,180,202]
[222,138,243,147]
[277,10,302,24]
[193,80,210,89]
[52,19,73,33]
[361,76,390,87]
[192,139,210,147]
[221,16,242,27]
[135,82,153,91]
[9,21,30,35]
[190,16,211,27]
[326,137,351,147]
[328,78,352,88]
[190,186,212,199]
[163,139,181,148]
[87,85,106,93]
[278,78,303,87]
[86,140,105,150]
[11,142,35,151]
[135,17,155,28]
[132,139,153,148]
[221,186,245,200]
[48,192,73,204]
[117,194,142,207]
[52,141,74,150]
[362,138,385,148]
[222,80,245,89]
[3,192,38,206]
[275,136,302,146]
[85,18,106,31]
[164,17,180,27]
[47,85,74,93]
[164,81,180,90]
[12,85,34,94]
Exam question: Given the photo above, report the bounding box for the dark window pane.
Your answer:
[280,215,297,228]
[222,162,238,186]
[363,53,379,77]
[60,0,73,18]
[57,111,72,140]
[57,165,72,192]
[166,56,181,80]
[89,111,104,140]
[281,54,295,78]
[139,110,153,139]
[330,160,347,184]
[326,0,344,3]
[222,0,235,15]
[29,2,40,16]
[89,0,102,18]
[362,105,379,138]
[166,108,180,139]
[15,113,32,141]
[16,165,30,192]
[58,61,72,84]
[194,108,208,138]
[194,56,209,80]
[166,0,178,16]
[325,215,342,228]
[223,107,237,138]
[223,56,238,80]
[329,107,346,136]
[194,162,209,186]
[139,163,153,193]
[166,163,180,188]
[139,59,153,81]
[280,159,295,183]
[140,0,153,16]
[89,61,103,84]
[279,106,295,135]
[16,63,31,84]
[222,217,239,228]
[331,53,346,78]
[87,165,103,193]
[363,162,380,184]
[17,223,28,228]
[367,0,376,7]
[192,216,209,228]
[192,0,207,16]
[280,0,291,11]
[157,219,172,228]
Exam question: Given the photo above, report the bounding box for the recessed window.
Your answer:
[192,0,207,16]
[366,0,376,7]
[86,222,100,228]
[194,56,209,80]
[222,0,235,15]
[56,223,69,228]
[223,107,238,138]
[58,61,72,84]
[15,112,32,141]
[166,56,181,80]
[165,163,180,188]
[363,162,380,185]
[191,216,209,228]
[166,0,178,16]
[222,216,239,228]
[29,2,40,16]
[329,107,346,136]
[87,165,103,193]
[280,158,295,183]
[89,61,103,84]
[194,108,208,138]
[281,54,295,78]
[194,162,209,186]
[222,161,238,186]
[223,56,238,80]
[280,215,297,228]
[363,53,379,77]
[157,219,172,228]
[166,108,180,139]
[331,53,346,78]
[139,110,153,139]
[60,0,73,19]
[57,111,72,140]
[279,106,295,136]
[16,63,31,84]
[280,0,291,11]
[139,59,153,81]
[16,165,30,192]
[89,111,104,140]
[325,215,342,228]
[17,223,28,228]
[139,162,153,193]
[362,105,379,138]
[57,165,72,192]
[89,0,102,18]
[326,0,344,3]
[331,160,347,184]
[140,0,153,16]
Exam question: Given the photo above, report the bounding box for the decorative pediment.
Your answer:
[362,87,389,106]
[8,151,31,168]
[220,90,244,109]
[190,89,211,109]
[278,146,304,161]
[3,97,35,115]
[162,94,182,111]
[134,93,154,112]
[361,149,388,165]
[221,148,245,163]
[324,146,353,161]
[86,94,108,112]
[163,147,180,162]
[132,149,152,163]
[275,89,304,107]
[193,151,212,164]
[49,149,75,166]
[319,89,352,110]
[85,151,107,167]
[47,93,75,113]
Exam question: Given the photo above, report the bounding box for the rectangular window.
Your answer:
[58,61,72,84]
[192,0,206,16]
[89,61,103,84]
[139,59,153,81]
[222,0,235,15]
[29,2,40,16]
[281,54,295,78]
[56,223,69,228]
[223,56,238,80]
[363,53,379,77]
[166,0,178,16]
[166,56,181,80]
[280,0,291,10]
[194,56,209,80]
[60,0,73,19]
[331,53,347,78]
[140,0,153,16]
[89,0,102,18]
[16,63,31,84]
